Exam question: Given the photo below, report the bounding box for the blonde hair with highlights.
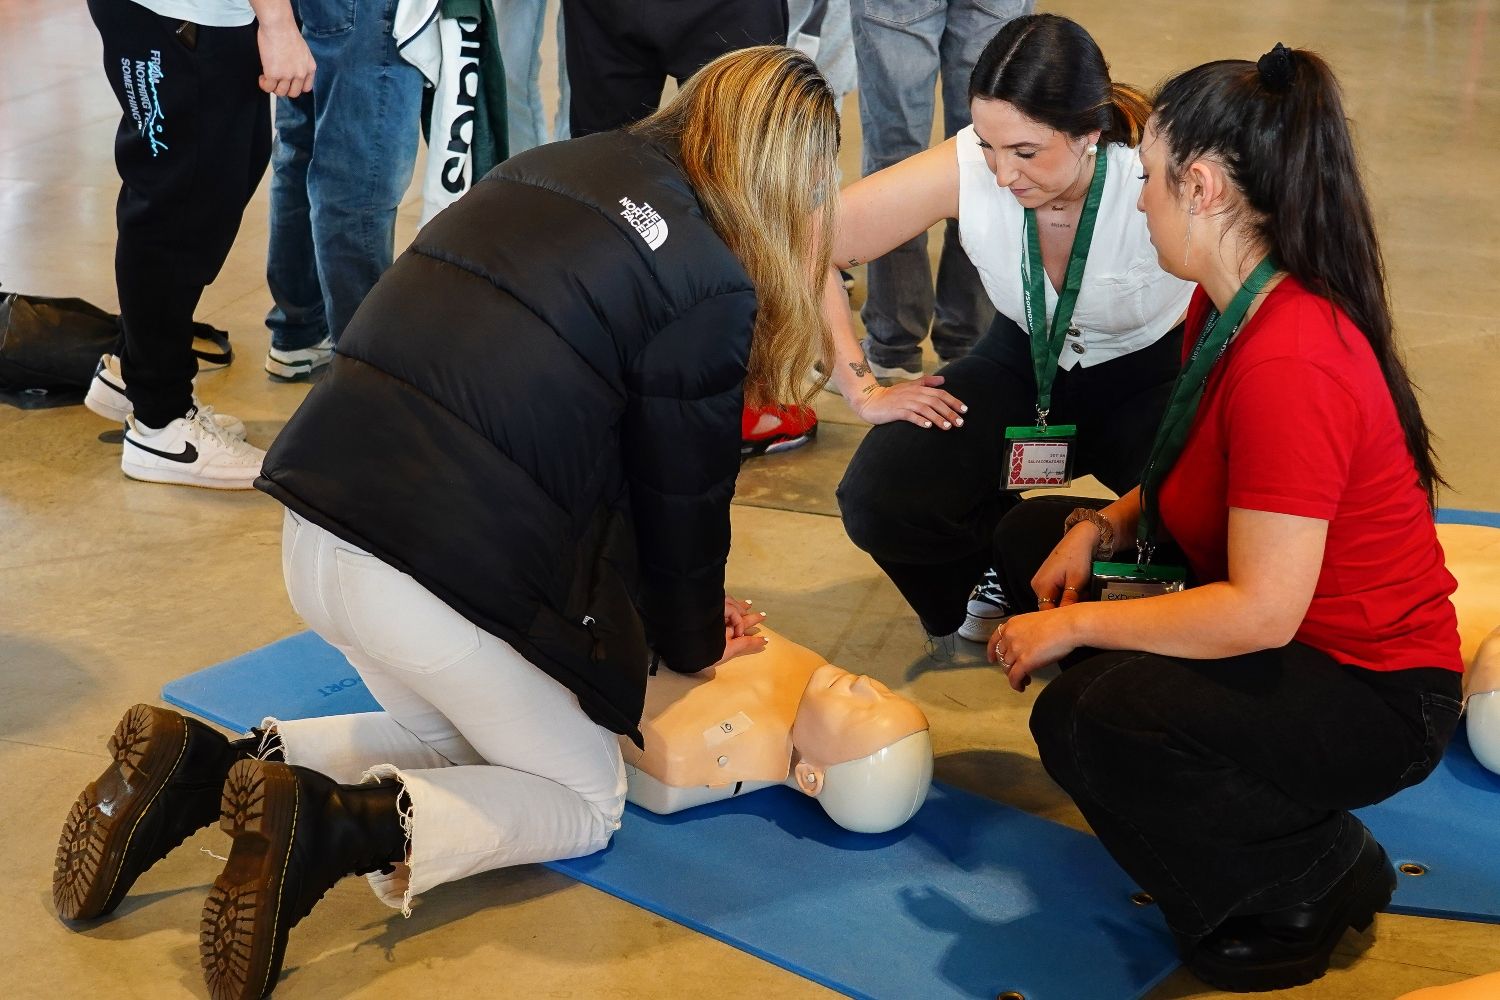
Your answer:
[631,46,840,408]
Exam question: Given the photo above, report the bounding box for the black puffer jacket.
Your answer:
[257,131,756,745]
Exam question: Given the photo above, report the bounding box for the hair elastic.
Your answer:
[1257,42,1296,93]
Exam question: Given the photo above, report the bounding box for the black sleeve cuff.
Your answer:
[654,619,725,674]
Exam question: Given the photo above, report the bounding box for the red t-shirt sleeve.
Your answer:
[1223,357,1361,520]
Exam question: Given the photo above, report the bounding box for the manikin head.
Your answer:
[1466,626,1500,776]
[789,665,933,833]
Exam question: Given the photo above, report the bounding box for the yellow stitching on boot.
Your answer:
[101,710,189,906]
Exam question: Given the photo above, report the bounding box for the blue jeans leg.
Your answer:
[266,0,422,350]
[265,90,325,352]
[851,0,1027,368]
[496,0,549,154]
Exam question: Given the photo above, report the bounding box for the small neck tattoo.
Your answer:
[1048,221,1073,229]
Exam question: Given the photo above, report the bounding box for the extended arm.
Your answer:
[823,139,970,429]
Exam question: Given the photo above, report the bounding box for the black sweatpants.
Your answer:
[87,0,270,426]
[561,0,789,137]
[838,312,1183,635]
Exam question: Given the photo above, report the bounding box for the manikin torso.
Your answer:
[621,628,930,819]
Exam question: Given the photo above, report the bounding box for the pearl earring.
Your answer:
[1086,143,1098,156]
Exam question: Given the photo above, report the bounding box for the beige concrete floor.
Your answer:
[2,0,1498,997]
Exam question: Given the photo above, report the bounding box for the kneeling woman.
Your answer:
[989,47,1463,991]
[52,47,839,999]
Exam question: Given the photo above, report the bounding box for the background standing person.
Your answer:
[849,0,1030,382]
[260,0,424,381]
[82,0,314,488]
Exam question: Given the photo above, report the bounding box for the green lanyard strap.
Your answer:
[1134,256,1281,566]
[1020,148,1109,423]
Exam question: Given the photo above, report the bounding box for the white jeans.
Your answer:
[275,509,626,914]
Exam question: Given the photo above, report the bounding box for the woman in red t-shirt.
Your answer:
[984,45,1464,992]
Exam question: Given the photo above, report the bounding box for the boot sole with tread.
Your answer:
[53,704,191,920]
[200,759,300,1000]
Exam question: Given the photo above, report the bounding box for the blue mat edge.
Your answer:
[1436,507,1500,528]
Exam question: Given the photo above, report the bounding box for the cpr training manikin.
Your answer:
[624,627,934,833]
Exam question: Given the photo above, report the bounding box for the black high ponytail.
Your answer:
[1153,47,1445,507]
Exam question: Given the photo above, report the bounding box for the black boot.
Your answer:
[52,704,276,921]
[199,759,406,1000]
[1187,830,1397,992]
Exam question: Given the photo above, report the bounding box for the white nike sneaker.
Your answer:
[84,354,246,438]
[121,407,264,490]
[265,337,334,381]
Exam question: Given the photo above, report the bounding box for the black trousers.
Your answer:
[838,313,1183,634]
[88,0,270,426]
[561,0,789,137]
[998,499,1464,938]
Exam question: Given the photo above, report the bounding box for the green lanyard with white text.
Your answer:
[1134,256,1281,566]
[1019,148,1108,424]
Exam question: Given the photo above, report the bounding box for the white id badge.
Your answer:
[1003,424,1077,490]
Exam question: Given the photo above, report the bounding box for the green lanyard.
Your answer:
[1019,149,1108,425]
[1135,256,1281,566]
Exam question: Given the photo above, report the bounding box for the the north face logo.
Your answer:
[619,196,669,250]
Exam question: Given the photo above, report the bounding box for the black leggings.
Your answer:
[838,312,1182,634]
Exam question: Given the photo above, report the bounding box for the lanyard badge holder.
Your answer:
[1004,151,1106,491]
[1091,256,1282,600]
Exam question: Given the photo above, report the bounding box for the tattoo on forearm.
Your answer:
[849,361,871,378]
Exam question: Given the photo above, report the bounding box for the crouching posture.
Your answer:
[52,45,841,999]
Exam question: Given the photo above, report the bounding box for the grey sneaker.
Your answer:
[868,358,923,384]
[265,336,334,381]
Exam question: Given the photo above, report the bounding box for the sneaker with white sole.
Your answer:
[265,336,334,381]
[121,407,264,490]
[84,354,246,438]
[868,358,924,384]
[957,567,1011,642]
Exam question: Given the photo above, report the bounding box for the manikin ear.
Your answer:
[793,759,826,798]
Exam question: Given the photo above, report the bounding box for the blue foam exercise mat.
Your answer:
[1355,717,1500,923]
[165,633,1180,1000]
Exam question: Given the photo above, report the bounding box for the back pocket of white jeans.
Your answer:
[334,548,481,673]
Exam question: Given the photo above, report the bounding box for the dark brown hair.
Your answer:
[968,14,1149,147]
[1153,49,1444,506]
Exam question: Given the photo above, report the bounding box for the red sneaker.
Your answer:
[741,403,818,458]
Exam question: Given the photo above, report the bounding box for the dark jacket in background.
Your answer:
[257,130,757,745]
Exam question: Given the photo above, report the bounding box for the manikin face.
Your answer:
[1135,120,1193,280]
[969,98,1100,210]
[791,664,929,768]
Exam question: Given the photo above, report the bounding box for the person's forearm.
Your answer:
[248,0,296,28]
[1066,579,1300,660]
[821,266,882,410]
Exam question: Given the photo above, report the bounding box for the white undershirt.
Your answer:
[955,126,1194,370]
[128,0,254,28]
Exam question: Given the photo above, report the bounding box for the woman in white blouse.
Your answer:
[830,13,1193,643]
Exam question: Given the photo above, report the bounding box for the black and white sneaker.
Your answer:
[84,354,245,438]
[122,407,264,490]
[957,568,1010,642]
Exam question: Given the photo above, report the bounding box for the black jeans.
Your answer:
[1000,498,1464,938]
[838,313,1183,634]
[562,0,789,137]
[88,0,270,425]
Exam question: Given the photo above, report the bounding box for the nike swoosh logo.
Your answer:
[128,437,198,463]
